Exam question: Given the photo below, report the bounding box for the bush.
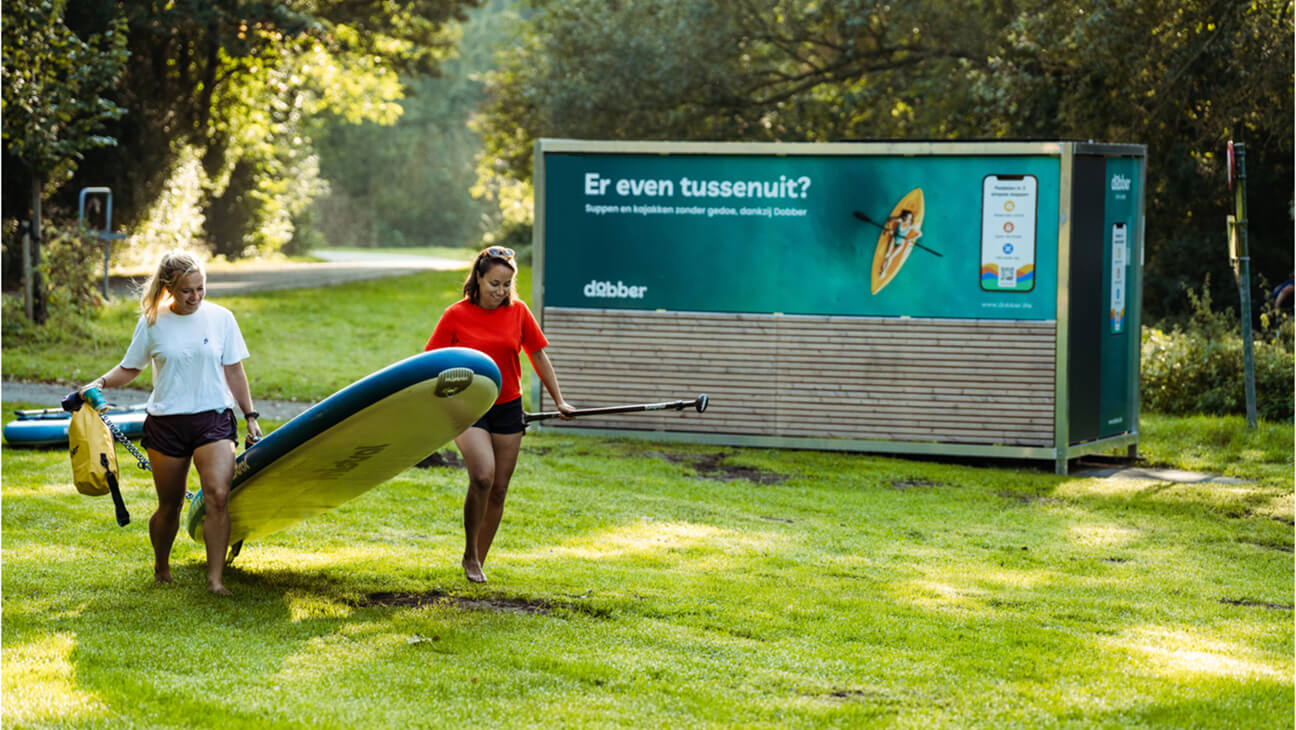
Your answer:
[45,225,109,313]
[1142,284,1294,421]
[1,222,113,348]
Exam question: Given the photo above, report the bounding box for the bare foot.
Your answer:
[462,557,487,583]
[208,583,232,596]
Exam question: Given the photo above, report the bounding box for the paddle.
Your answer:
[525,394,709,424]
[852,210,944,257]
[16,403,148,420]
[15,407,86,419]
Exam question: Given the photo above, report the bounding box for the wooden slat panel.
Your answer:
[540,308,1056,447]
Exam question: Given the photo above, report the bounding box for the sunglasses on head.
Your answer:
[485,247,515,258]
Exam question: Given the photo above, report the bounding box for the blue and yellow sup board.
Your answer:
[185,347,500,547]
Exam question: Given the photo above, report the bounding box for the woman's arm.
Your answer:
[80,365,142,395]
[223,361,263,441]
[531,349,574,416]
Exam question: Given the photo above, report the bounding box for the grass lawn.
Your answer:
[2,269,480,403]
[3,270,1292,727]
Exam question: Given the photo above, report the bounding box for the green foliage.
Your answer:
[478,0,1294,322]
[309,67,488,249]
[1141,283,1295,421]
[1,0,130,322]
[13,0,483,263]
[308,0,516,250]
[0,222,118,353]
[43,224,109,313]
[485,221,533,263]
[198,49,332,259]
[975,0,1296,322]
[1,0,129,189]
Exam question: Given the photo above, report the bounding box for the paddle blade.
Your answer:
[852,210,883,228]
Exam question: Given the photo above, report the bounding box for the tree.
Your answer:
[478,0,1294,322]
[478,0,1006,178]
[309,0,516,250]
[957,0,1294,321]
[32,0,481,261]
[2,0,128,322]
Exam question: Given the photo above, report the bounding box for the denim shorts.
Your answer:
[471,398,525,435]
[141,409,237,458]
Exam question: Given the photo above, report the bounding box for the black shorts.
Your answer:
[141,409,237,458]
[471,398,525,435]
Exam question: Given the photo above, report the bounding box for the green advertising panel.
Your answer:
[541,150,1061,320]
[1100,156,1142,437]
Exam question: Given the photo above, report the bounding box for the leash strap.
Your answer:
[100,412,150,471]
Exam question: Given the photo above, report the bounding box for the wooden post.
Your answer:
[29,172,46,324]
[21,227,32,321]
[1231,141,1258,429]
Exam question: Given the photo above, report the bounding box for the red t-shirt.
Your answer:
[425,298,549,404]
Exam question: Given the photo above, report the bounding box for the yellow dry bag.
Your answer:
[67,398,131,526]
[69,402,117,496]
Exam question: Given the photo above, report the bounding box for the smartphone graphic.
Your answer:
[1110,222,1127,333]
[980,174,1038,292]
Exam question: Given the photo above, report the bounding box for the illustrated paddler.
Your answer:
[880,208,922,273]
[854,187,941,295]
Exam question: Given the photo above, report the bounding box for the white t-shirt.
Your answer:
[121,301,250,416]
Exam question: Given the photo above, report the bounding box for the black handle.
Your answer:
[102,453,130,527]
[62,391,84,413]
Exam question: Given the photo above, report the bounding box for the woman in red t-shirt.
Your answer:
[426,246,574,583]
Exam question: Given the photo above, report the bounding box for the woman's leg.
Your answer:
[146,450,191,584]
[454,427,496,583]
[477,431,523,565]
[193,438,236,594]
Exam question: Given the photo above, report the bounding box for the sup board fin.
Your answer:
[434,367,474,397]
[227,540,243,564]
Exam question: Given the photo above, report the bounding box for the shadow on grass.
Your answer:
[4,413,1292,726]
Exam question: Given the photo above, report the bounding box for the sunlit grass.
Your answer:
[3,401,1290,728]
[2,266,1292,726]
[2,633,111,726]
[1140,413,1294,488]
[1,267,511,402]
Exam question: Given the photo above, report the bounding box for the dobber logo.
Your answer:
[583,280,648,299]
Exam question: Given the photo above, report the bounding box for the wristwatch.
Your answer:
[244,410,260,421]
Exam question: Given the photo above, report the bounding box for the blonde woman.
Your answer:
[79,250,261,594]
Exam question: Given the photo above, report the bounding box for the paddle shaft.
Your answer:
[19,404,147,420]
[525,394,708,424]
[852,210,944,257]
